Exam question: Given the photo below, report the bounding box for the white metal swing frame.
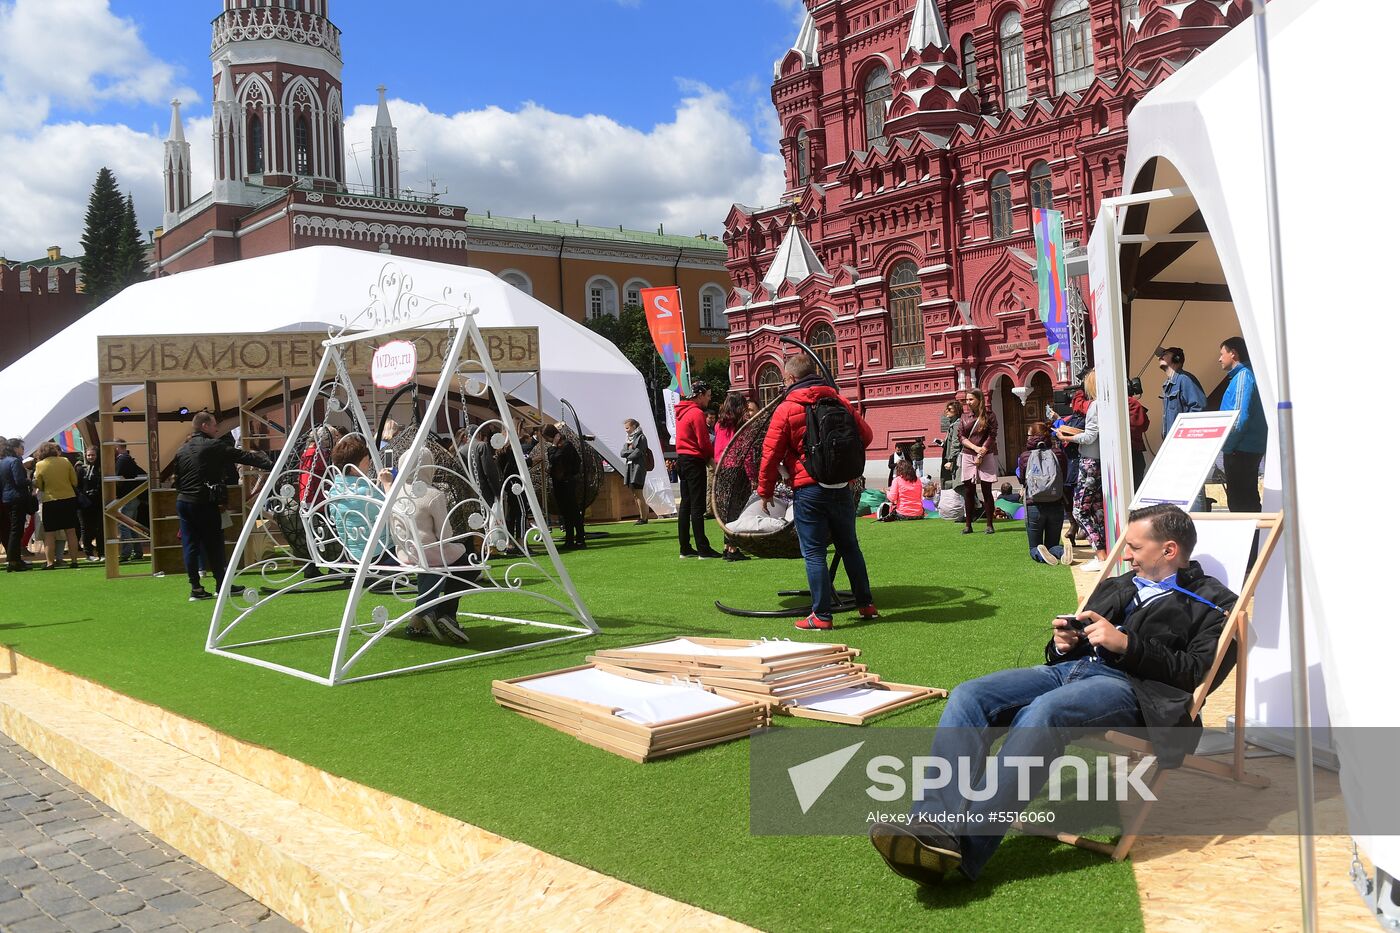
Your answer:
[206,265,597,685]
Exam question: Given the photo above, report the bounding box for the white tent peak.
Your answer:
[762,222,829,293]
[907,0,951,52]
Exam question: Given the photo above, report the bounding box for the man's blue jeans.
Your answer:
[913,660,1144,879]
[792,484,872,620]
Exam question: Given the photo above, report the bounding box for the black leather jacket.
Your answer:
[171,433,272,504]
[1045,561,1238,767]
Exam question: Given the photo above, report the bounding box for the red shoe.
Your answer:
[795,613,833,631]
[857,604,880,620]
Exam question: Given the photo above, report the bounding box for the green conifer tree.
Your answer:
[78,167,127,307]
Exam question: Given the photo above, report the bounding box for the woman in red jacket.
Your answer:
[673,381,719,559]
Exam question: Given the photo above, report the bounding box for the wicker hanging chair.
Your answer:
[709,397,865,561]
[527,423,605,511]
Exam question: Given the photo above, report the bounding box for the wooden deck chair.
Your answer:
[1045,511,1284,861]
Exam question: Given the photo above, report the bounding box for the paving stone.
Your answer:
[70,873,121,899]
[101,862,149,883]
[35,850,79,870]
[122,876,180,901]
[112,834,153,854]
[0,854,38,874]
[197,887,251,911]
[122,907,181,933]
[9,866,48,890]
[129,848,176,870]
[59,909,124,933]
[7,914,71,933]
[169,904,237,931]
[21,841,64,859]
[0,881,21,903]
[148,891,202,913]
[43,894,89,918]
[0,896,44,925]
[26,880,80,910]
[248,916,301,933]
[83,848,130,870]
[92,891,147,916]
[224,900,273,925]
[53,862,97,883]
[175,871,228,897]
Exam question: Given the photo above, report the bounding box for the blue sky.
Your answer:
[1,0,806,258]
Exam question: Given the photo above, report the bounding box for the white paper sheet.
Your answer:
[793,686,919,716]
[611,638,829,661]
[521,668,742,724]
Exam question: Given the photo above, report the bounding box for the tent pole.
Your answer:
[1250,3,1316,931]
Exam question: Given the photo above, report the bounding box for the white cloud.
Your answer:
[0,0,199,135]
[342,84,785,239]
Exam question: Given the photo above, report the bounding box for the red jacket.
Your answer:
[758,382,872,498]
[673,399,713,460]
[1127,396,1150,452]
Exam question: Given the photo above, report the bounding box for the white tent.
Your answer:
[1117,0,1396,889]
[0,246,674,514]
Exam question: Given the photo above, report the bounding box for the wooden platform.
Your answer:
[0,649,751,933]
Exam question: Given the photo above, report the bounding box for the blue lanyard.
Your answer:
[1131,578,1227,616]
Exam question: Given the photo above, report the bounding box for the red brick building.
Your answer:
[724,0,1252,463]
[0,248,87,371]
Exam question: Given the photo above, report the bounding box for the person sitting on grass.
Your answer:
[877,459,925,522]
[869,504,1236,884]
[998,482,1021,504]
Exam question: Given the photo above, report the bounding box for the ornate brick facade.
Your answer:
[725,0,1253,460]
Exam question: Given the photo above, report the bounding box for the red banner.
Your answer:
[640,286,691,395]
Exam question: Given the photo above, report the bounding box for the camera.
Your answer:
[1127,377,1143,397]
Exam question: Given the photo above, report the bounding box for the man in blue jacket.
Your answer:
[1217,336,1267,513]
[1156,346,1207,436]
[2,438,33,571]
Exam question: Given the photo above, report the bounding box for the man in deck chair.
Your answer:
[870,503,1237,883]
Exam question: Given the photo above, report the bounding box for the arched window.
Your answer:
[585,276,618,319]
[1051,0,1095,94]
[247,115,264,175]
[623,278,651,308]
[961,35,979,92]
[755,363,784,407]
[1029,161,1054,211]
[887,261,923,369]
[700,284,726,330]
[989,171,1013,240]
[863,65,892,148]
[999,11,1027,109]
[808,322,837,376]
[499,270,532,296]
[796,128,810,186]
[294,114,311,175]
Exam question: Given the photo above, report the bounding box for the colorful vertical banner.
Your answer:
[1032,207,1070,360]
[55,428,83,452]
[640,286,691,397]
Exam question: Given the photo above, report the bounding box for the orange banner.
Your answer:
[640,286,691,395]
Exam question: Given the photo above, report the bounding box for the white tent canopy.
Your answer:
[0,245,674,513]
[1121,0,1395,878]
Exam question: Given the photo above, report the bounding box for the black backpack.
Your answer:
[802,397,866,486]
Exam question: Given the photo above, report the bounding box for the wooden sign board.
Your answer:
[97,327,540,382]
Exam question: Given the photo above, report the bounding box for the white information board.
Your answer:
[1131,410,1239,509]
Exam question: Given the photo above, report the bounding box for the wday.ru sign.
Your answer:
[371,339,417,390]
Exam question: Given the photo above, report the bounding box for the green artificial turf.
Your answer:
[0,518,1144,932]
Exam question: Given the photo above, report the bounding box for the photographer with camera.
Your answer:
[1127,378,1150,488]
[171,412,273,602]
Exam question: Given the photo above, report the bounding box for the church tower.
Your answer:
[209,0,346,203]
[163,99,192,230]
[371,85,400,199]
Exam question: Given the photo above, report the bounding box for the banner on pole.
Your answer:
[1088,205,1133,556]
[662,386,681,444]
[1033,207,1070,361]
[640,286,691,397]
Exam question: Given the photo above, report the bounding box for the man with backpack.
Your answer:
[1017,422,1070,565]
[758,354,878,630]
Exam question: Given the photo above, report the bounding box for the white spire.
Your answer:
[907,0,951,53]
[371,84,400,199]
[211,57,245,203]
[374,84,392,127]
[761,221,828,294]
[163,98,192,229]
[216,56,235,103]
[793,10,820,67]
[167,98,186,143]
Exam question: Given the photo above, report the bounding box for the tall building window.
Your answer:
[1051,0,1095,94]
[623,278,650,308]
[499,270,532,296]
[796,128,810,186]
[864,65,892,148]
[1029,161,1054,211]
[700,285,726,329]
[247,115,264,175]
[999,12,1027,109]
[888,261,923,369]
[989,171,1013,240]
[808,322,837,376]
[1121,0,1140,34]
[756,364,784,407]
[294,115,310,175]
[586,276,618,319]
[961,35,979,92]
